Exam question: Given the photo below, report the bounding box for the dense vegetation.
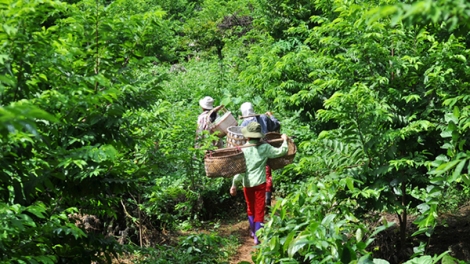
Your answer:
[1,0,470,263]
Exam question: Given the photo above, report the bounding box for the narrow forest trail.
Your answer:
[224,196,276,264]
[222,201,279,263]
[224,219,256,264]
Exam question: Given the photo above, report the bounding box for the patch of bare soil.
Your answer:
[221,199,281,264]
[428,204,470,261]
[218,218,257,264]
[370,204,470,263]
[217,200,278,264]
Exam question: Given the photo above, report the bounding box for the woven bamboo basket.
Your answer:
[204,148,246,178]
[264,132,297,170]
[226,126,247,147]
[208,106,237,138]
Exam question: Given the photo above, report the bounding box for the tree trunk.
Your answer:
[400,181,407,250]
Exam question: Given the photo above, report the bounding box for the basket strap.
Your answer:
[240,143,263,149]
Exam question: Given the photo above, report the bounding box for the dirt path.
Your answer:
[225,201,278,263]
[229,220,256,264]
[224,201,279,263]
[217,217,257,264]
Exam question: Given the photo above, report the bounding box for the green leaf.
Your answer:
[402,255,432,264]
[3,24,18,36]
[441,254,457,264]
[370,222,395,238]
[287,235,309,257]
[444,113,458,124]
[340,245,353,263]
[356,254,374,264]
[440,130,452,138]
[373,259,390,264]
[453,106,460,119]
[462,174,470,186]
[26,204,46,219]
[11,219,25,231]
[321,214,336,226]
[449,159,466,183]
[34,255,56,264]
[72,159,87,170]
[430,159,459,175]
[0,74,16,85]
[269,235,280,252]
[44,178,54,190]
[346,177,354,191]
[282,231,295,252]
[417,203,430,213]
[355,228,363,242]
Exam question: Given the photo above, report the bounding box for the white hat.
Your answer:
[199,96,214,110]
[240,102,255,117]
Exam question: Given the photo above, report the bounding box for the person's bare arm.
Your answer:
[230,186,237,196]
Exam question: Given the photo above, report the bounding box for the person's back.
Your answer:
[241,143,282,186]
[241,115,279,134]
[195,96,223,148]
[239,102,280,134]
[239,102,281,213]
[230,122,288,245]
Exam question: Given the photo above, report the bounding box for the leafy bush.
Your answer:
[254,175,392,263]
[129,233,234,264]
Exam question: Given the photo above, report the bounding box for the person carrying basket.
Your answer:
[230,122,288,245]
[239,102,281,213]
[195,96,224,149]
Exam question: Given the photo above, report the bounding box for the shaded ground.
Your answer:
[217,217,256,264]
[370,203,470,263]
[424,204,470,261]
[108,200,470,264]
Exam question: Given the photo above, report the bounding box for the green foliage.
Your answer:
[254,0,330,40]
[0,202,120,263]
[139,61,243,228]
[181,0,254,59]
[374,0,470,38]
[0,0,172,261]
[130,233,233,263]
[254,175,392,263]
[413,105,470,237]
[236,0,470,262]
[402,251,461,264]
[1,0,470,262]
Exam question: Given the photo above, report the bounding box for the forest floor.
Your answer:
[369,202,470,263]
[110,195,470,264]
[110,201,470,264]
[219,216,256,264]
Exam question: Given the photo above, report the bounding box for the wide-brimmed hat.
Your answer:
[242,122,264,138]
[199,96,214,110]
[240,102,255,117]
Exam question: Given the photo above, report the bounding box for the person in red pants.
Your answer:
[239,102,281,213]
[265,166,273,213]
[230,122,288,245]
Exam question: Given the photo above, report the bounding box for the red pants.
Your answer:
[265,165,272,192]
[243,183,266,222]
